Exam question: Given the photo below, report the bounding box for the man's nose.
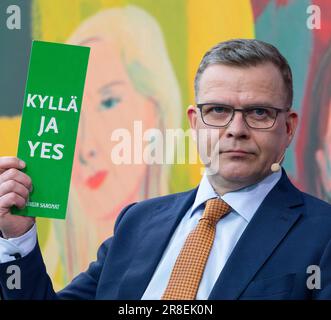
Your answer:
[225,110,250,139]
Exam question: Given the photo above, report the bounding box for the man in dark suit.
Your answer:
[0,39,331,300]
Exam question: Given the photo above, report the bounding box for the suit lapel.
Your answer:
[208,170,304,299]
[116,188,198,299]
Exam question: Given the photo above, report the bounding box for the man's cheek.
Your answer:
[196,128,221,163]
[197,138,211,165]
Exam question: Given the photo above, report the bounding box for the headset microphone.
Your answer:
[271,152,286,173]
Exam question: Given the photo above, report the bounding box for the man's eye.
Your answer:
[253,108,267,116]
[207,106,231,114]
[213,106,227,113]
[101,97,121,109]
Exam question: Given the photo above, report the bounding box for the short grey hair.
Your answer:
[194,39,293,107]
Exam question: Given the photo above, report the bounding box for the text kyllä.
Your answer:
[25,93,78,160]
[26,93,78,112]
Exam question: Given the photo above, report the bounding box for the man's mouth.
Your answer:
[222,150,254,155]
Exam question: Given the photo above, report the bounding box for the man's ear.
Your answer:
[286,110,299,147]
[187,105,198,142]
[187,105,197,130]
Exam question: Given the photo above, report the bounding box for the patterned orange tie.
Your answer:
[162,198,231,300]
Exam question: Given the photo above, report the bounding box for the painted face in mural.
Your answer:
[188,63,298,194]
[72,39,157,221]
[315,103,331,201]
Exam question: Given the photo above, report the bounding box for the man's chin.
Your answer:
[209,163,258,183]
[210,159,247,173]
[221,173,254,184]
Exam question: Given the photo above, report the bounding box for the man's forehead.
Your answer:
[198,63,286,103]
[200,62,282,81]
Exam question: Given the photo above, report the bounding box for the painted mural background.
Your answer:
[0,0,330,289]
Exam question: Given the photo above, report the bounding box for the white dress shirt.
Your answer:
[0,170,281,299]
[0,224,37,263]
[142,170,282,299]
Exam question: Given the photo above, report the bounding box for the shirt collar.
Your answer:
[190,169,282,222]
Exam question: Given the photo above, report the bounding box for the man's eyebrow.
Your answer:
[202,101,275,107]
[243,102,275,107]
[99,81,125,93]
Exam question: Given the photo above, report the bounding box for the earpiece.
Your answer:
[271,152,286,172]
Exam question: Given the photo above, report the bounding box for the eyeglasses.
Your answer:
[196,103,290,129]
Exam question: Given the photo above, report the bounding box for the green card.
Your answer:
[12,40,90,219]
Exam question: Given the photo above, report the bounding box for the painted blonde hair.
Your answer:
[50,5,182,285]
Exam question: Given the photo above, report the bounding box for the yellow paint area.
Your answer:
[0,116,21,156]
[186,0,255,185]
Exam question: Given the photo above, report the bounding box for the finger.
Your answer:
[0,180,30,199]
[0,192,27,212]
[0,168,32,191]
[0,157,25,173]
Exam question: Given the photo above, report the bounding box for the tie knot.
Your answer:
[202,198,231,224]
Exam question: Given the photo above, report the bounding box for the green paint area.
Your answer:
[127,0,188,114]
[125,0,191,192]
[255,0,312,177]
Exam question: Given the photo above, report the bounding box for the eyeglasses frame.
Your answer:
[196,103,291,129]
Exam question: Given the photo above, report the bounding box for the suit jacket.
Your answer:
[1,170,331,300]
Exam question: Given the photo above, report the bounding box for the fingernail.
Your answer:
[19,160,26,168]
